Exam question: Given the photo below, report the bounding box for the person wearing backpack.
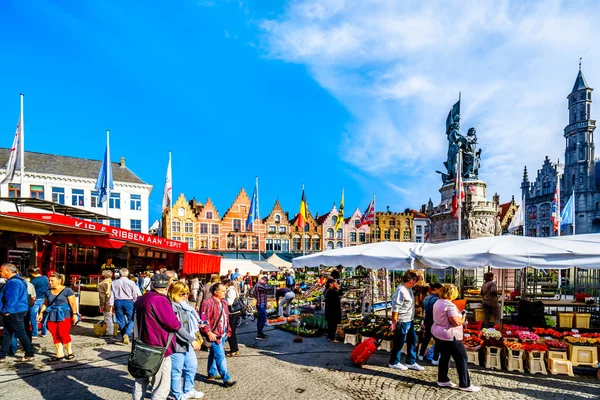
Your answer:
[132,274,181,400]
[0,263,35,362]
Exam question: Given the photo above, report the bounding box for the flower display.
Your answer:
[481,328,502,339]
[483,338,504,348]
[544,339,567,350]
[564,336,598,346]
[517,331,540,342]
[504,341,524,351]
[522,343,548,353]
[463,329,482,338]
[533,328,563,339]
[463,336,484,351]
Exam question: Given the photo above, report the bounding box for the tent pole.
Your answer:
[384,268,388,318]
[499,269,505,330]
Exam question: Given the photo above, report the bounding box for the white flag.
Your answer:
[162,152,172,211]
[1,120,22,185]
[508,197,524,233]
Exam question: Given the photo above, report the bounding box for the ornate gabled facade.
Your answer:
[166,194,197,248]
[289,208,321,253]
[373,209,413,242]
[521,158,559,237]
[498,196,520,235]
[193,198,221,250]
[523,66,600,235]
[220,188,265,253]
[318,204,343,250]
[344,208,370,246]
[262,200,291,252]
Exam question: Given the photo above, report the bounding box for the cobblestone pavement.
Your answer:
[0,316,598,400]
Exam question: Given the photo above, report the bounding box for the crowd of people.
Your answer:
[0,261,504,398]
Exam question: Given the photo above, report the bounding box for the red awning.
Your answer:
[182,252,221,275]
[45,234,127,249]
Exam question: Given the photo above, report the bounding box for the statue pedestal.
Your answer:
[430,180,499,242]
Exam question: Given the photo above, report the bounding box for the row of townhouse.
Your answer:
[164,189,430,254]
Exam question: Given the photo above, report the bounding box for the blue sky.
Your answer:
[1,0,599,224]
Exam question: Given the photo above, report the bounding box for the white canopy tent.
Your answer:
[266,253,293,269]
[219,259,279,277]
[414,234,600,271]
[291,241,417,270]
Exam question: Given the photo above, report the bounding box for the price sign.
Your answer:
[506,331,512,335]
[571,329,579,333]
[544,336,551,340]
[464,333,471,338]
[573,334,581,338]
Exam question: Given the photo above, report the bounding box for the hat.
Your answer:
[151,274,170,288]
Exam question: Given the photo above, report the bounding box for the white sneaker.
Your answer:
[183,390,205,399]
[437,381,457,388]
[388,362,408,370]
[431,359,439,366]
[406,363,425,371]
[459,386,481,392]
[417,355,423,361]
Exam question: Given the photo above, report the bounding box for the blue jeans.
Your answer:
[257,304,267,335]
[389,321,417,366]
[30,299,47,337]
[171,347,198,400]
[207,339,231,382]
[0,312,34,358]
[114,299,134,337]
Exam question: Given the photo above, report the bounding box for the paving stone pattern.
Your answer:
[0,316,598,400]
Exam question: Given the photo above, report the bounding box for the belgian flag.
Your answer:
[298,187,307,229]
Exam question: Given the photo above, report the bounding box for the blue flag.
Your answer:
[246,184,258,231]
[560,193,574,226]
[95,132,114,208]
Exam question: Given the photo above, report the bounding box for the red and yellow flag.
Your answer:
[298,188,307,229]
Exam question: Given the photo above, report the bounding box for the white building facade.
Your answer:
[0,150,152,233]
[412,210,429,243]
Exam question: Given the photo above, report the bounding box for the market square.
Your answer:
[1,1,600,399]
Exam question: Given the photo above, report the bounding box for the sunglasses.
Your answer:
[181,292,189,296]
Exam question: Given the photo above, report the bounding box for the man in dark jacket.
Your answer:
[132,274,181,400]
[0,263,34,361]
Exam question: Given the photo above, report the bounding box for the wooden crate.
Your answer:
[526,351,547,375]
[558,312,574,328]
[574,313,591,329]
[505,349,524,373]
[466,350,480,365]
[344,333,359,346]
[568,344,599,367]
[380,340,393,352]
[546,350,567,361]
[485,346,502,370]
[548,358,574,376]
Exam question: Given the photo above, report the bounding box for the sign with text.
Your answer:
[5,213,188,252]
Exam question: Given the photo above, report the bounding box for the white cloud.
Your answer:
[260,0,600,208]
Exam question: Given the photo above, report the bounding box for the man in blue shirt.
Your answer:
[0,263,34,361]
[28,266,48,338]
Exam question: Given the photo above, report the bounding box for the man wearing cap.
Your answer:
[252,276,270,340]
[132,274,182,400]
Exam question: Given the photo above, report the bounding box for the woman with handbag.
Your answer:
[223,279,242,357]
[37,273,79,361]
[167,282,204,400]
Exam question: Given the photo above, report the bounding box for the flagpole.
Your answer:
[457,150,462,241]
[373,193,377,243]
[105,130,110,221]
[169,151,173,240]
[302,184,305,257]
[256,176,261,260]
[557,172,561,237]
[572,190,575,235]
[19,94,24,201]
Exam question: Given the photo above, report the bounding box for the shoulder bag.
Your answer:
[127,305,175,379]
[42,287,66,324]
[200,300,223,349]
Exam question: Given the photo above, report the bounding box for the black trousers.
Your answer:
[419,325,439,360]
[325,314,340,340]
[228,313,241,353]
[1,312,34,357]
[434,337,471,388]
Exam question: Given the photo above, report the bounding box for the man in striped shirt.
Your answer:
[253,276,270,340]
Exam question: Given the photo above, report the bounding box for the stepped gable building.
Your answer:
[344,208,370,246]
[192,197,222,250]
[0,149,151,232]
[498,196,520,235]
[522,65,600,235]
[289,208,321,253]
[317,203,342,250]
[374,208,413,242]
[166,194,197,248]
[262,200,291,253]
[220,188,265,253]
